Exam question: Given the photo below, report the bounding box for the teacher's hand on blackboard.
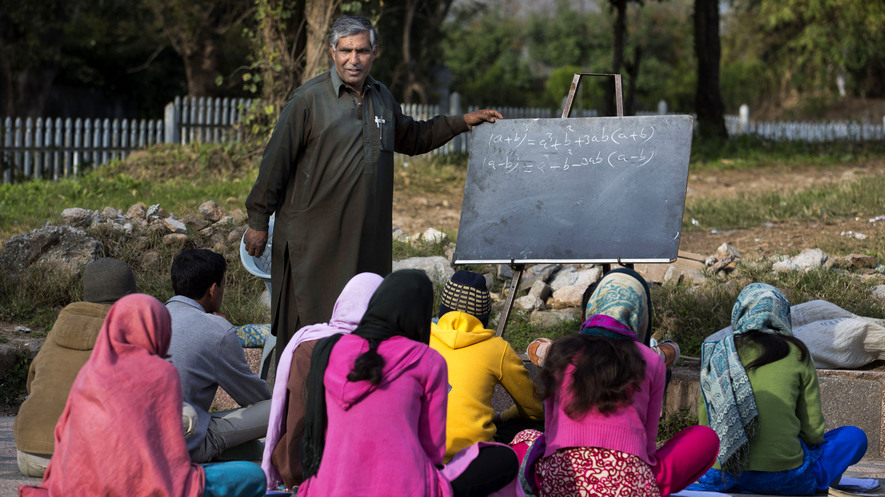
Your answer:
[464,109,503,130]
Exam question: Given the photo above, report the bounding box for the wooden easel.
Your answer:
[495,73,629,338]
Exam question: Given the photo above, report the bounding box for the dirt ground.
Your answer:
[393,159,885,260]
[5,97,885,412]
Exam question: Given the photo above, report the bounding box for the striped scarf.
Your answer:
[700,282,792,473]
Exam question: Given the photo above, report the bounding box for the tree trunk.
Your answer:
[183,40,226,97]
[0,64,58,117]
[400,0,418,104]
[605,0,627,117]
[624,45,641,117]
[693,0,728,139]
[302,0,341,85]
[0,6,65,117]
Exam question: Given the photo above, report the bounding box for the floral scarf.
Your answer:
[579,268,652,345]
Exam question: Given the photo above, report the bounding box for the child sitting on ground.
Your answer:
[298,270,519,497]
[514,268,719,497]
[690,282,868,495]
[429,270,543,460]
[19,294,265,497]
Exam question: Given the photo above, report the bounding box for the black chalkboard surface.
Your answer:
[453,115,693,264]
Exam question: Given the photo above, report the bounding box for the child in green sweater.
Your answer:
[691,283,867,494]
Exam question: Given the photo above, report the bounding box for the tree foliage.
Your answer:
[442,4,538,107]
[0,0,71,116]
[722,0,885,110]
[145,0,254,97]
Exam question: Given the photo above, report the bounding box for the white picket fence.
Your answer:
[1,117,165,183]
[3,96,883,184]
[725,114,885,142]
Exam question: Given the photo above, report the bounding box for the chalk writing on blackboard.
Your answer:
[453,115,693,265]
[481,123,659,173]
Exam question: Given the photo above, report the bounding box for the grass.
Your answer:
[0,142,259,242]
[3,137,885,358]
[689,135,885,172]
[684,175,885,232]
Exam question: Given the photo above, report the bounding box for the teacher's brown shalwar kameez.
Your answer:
[245,69,468,359]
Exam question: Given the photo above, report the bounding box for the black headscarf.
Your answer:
[301,269,434,478]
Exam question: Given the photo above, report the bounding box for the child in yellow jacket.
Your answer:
[430,270,544,462]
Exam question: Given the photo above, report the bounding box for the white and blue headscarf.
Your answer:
[700,282,792,473]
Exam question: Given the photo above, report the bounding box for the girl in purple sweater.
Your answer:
[516,269,719,497]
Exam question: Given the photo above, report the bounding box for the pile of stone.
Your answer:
[3,200,885,332]
[0,201,247,276]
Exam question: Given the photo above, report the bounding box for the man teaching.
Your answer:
[244,15,502,363]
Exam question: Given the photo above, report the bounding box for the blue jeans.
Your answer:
[688,426,867,495]
[202,461,266,497]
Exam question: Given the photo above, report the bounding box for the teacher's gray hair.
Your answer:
[330,15,379,50]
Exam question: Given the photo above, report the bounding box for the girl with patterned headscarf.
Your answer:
[690,283,867,495]
[514,268,719,497]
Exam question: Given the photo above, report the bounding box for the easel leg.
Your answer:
[495,264,525,338]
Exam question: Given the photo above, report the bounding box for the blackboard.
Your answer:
[452,115,693,264]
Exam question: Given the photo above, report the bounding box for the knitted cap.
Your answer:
[438,270,491,327]
[82,258,137,304]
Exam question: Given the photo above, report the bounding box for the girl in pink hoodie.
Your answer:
[297,269,517,497]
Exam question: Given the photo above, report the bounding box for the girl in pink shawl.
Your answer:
[262,272,384,490]
[19,294,266,497]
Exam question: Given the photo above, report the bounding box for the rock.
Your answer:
[213,215,235,227]
[392,228,411,242]
[573,267,602,290]
[773,248,828,272]
[518,264,559,292]
[552,285,583,309]
[841,254,878,270]
[163,233,189,246]
[61,207,97,228]
[391,256,454,285]
[708,257,738,275]
[227,226,247,245]
[549,266,578,291]
[141,251,161,267]
[100,206,123,221]
[497,264,514,280]
[872,285,885,300]
[163,216,188,234]
[126,202,147,220]
[663,265,682,284]
[229,208,247,223]
[182,214,209,231]
[198,200,225,223]
[684,268,708,285]
[528,280,552,301]
[716,243,742,261]
[0,225,101,276]
[635,251,706,284]
[529,310,580,328]
[444,245,456,262]
[421,228,446,244]
[514,295,544,312]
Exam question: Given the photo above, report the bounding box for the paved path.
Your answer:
[2,414,884,497]
[0,417,40,496]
